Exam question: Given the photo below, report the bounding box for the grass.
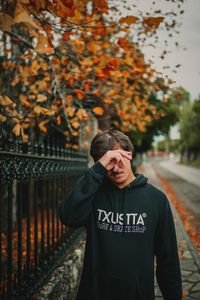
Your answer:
[179,159,200,169]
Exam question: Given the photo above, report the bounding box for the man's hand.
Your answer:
[98,149,132,171]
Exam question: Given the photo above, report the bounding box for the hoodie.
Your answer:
[58,162,182,300]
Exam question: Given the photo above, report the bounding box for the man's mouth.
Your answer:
[112,173,123,177]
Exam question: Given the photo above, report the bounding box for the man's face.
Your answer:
[106,148,133,186]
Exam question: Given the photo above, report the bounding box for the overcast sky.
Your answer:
[110,0,200,100]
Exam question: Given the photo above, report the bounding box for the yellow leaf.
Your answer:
[125,56,133,66]
[66,106,75,117]
[71,119,80,129]
[13,123,21,136]
[34,33,54,54]
[38,120,48,133]
[119,15,139,25]
[21,127,29,143]
[37,94,47,102]
[85,125,91,134]
[0,13,13,32]
[14,10,41,30]
[76,108,89,121]
[92,107,104,116]
[0,95,15,106]
[37,80,48,90]
[0,114,7,122]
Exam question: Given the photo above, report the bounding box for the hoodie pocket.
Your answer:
[95,274,144,300]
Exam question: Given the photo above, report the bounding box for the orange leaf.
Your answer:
[71,130,78,136]
[67,77,76,87]
[71,119,80,129]
[143,17,164,30]
[12,123,21,136]
[117,37,129,49]
[74,89,85,100]
[21,128,29,143]
[93,0,109,13]
[66,106,75,117]
[53,1,75,18]
[61,31,73,41]
[66,95,73,102]
[38,120,48,133]
[119,15,139,25]
[92,107,104,116]
[76,108,89,121]
[57,115,61,125]
[21,98,32,109]
[0,95,16,107]
[84,80,92,92]
[85,125,91,134]
[33,105,43,115]
[92,21,107,36]
[87,40,99,54]
[102,98,113,104]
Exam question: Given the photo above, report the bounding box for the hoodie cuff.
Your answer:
[88,161,107,182]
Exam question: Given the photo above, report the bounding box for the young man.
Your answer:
[58,130,182,300]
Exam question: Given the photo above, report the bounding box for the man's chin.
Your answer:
[110,176,125,185]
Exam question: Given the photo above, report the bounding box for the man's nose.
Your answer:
[113,163,120,172]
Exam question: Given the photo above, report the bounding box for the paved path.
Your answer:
[141,161,200,300]
[159,159,200,188]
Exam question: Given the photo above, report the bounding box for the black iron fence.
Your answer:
[0,125,88,299]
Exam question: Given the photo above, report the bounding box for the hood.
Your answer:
[104,173,148,191]
[129,173,148,189]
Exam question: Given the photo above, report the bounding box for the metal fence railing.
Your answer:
[0,124,88,299]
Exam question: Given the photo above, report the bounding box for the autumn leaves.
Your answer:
[0,0,173,147]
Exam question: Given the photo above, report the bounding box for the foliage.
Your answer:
[126,91,180,153]
[0,0,186,148]
[179,98,200,153]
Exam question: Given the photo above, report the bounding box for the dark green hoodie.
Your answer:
[58,162,182,300]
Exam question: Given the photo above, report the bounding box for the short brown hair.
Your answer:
[90,130,134,162]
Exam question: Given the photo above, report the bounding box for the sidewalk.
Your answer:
[159,159,200,188]
[141,161,200,300]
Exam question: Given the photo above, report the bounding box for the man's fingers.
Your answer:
[114,149,132,158]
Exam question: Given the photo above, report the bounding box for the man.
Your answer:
[58,130,182,300]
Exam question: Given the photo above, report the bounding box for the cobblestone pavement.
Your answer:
[141,161,200,300]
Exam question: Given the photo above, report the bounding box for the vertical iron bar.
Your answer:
[34,180,38,268]
[0,181,2,297]
[60,177,65,239]
[51,178,55,249]
[46,179,50,252]
[26,181,31,273]
[17,182,23,286]
[7,181,13,296]
[40,180,45,261]
[56,178,59,245]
